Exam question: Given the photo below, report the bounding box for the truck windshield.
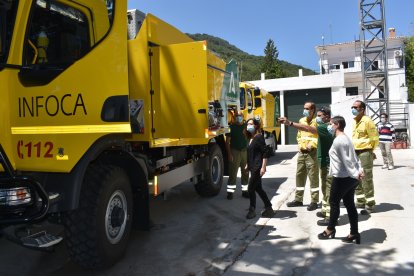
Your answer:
[0,0,19,64]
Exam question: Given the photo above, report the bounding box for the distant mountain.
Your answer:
[188,33,316,81]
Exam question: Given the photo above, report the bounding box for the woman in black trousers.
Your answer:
[245,118,274,219]
[318,116,363,244]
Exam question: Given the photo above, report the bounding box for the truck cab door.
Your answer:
[7,0,130,172]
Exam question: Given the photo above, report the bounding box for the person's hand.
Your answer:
[260,167,266,176]
[358,170,365,180]
[372,152,377,160]
[279,117,288,125]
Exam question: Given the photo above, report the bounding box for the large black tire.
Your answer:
[195,144,224,197]
[63,165,132,269]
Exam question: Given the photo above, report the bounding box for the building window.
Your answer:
[346,87,358,96]
[330,64,340,70]
[364,60,379,71]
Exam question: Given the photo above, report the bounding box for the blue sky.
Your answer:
[128,0,414,72]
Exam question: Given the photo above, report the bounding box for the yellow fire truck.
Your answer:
[0,0,239,268]
[239,82,281,153]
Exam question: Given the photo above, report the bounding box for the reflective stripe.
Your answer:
[296,187,305,191]
[356,194,365,199]
[311,188,320,192]
[227,185,236,189]
[322,200,327,204]
[366,197,375,202]
[227,189,235,193]
[12,124,131,134]
[241,186,248,192]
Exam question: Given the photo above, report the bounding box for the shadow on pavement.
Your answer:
[374,202,404,213]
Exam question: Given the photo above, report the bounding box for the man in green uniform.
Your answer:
[280,106,333,223]
[351,100,379,215]
[225,111,249,200]
[282,101,319,211]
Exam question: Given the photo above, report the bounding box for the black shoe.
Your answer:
[307,202,318,211]
[318,229,336,240]
[227,192,233,200]
[261,207,275,218]
[246,207,256,219]
[242,191,249,198]
[317,218,330,226]
[342,233,361,244]
[316,211,326,218]
[360,208,373,215]
[287,200,303,207]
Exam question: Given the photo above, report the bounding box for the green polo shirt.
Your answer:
[227,124,248,150]
[317,123,334,167]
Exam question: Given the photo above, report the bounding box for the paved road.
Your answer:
[0,145,413,276]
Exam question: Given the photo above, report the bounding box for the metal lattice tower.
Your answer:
[359,0,389,121]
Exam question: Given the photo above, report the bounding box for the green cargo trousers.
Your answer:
[226,148,249,193]
[295,150,319,203]
[320,166,332,218]
[355,151,375,209]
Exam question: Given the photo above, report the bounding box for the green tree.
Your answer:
[261,39,285,79]
[405,36,414,102]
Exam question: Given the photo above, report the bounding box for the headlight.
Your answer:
[0,187,32,206]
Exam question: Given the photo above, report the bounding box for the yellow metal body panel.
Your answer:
[127,14,235,148]
[3,0,130,172]
[152,42,208,139]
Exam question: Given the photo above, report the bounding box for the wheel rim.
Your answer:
[105,190,128,244]
[211,155,221,186]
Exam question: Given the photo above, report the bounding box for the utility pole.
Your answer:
[359,0,389,121]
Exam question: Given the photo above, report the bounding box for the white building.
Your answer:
[251,28,412,146]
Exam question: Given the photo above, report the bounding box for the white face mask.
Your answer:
[380,118,386,123]
[327,125,335,136]
[316,117,324,124]
[303,109,310,117]
[247,125,255,134]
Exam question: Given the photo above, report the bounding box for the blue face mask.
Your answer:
[247,125,255,134]
[316,117,324,125]
[236,116,243,124]
[351,108,359,116]
[303,109,310,117]
[327,125,335,136]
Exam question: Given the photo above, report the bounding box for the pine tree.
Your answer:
[261,39,285,79]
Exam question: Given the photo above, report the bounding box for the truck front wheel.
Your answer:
[63,165,132,269]
[195,144,223,197]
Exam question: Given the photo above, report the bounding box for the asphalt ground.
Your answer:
[0,145,413,275]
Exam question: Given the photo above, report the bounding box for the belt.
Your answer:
[355,149,372,154]
[300,148,316,154]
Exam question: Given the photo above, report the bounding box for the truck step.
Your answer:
[21,231,63,249]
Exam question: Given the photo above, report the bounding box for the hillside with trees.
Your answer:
[188,33,316,81]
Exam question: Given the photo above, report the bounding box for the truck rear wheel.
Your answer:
[63,165,132,269]
[195,144,223,197]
